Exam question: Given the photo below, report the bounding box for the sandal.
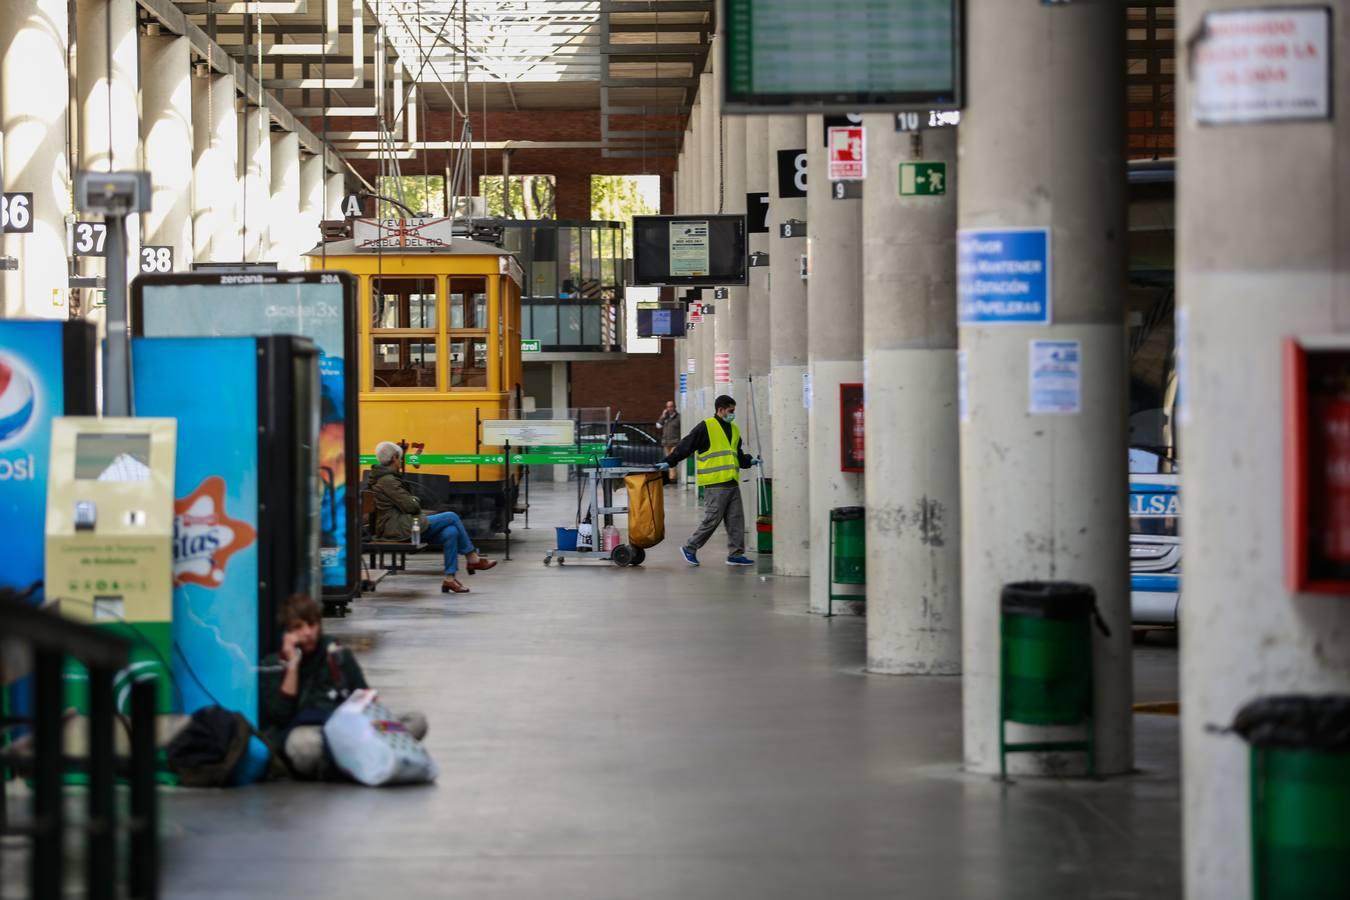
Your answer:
[441,577,470,594]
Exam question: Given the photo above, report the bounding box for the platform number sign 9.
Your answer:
[73,222,108,256]
[140,245,174,274]
[777,149,807,199]
[0,192,33,233]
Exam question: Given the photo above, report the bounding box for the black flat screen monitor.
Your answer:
[637,304,687,339]
[722,0,963,114]
[633,215,748,287]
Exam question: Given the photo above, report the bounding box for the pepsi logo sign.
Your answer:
[0,353,38,444]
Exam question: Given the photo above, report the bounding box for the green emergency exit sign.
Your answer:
[521,339,542,353]
[899,162,947,196]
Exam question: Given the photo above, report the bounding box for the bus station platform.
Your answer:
[152,482,1182,900]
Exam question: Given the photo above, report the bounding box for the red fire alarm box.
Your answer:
[841,383,864,473]
[1286,337,1350,593]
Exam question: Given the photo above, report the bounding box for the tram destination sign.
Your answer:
[723,0,963,114]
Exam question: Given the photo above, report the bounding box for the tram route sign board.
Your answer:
[353,217,456,250]
[723,0,963,114]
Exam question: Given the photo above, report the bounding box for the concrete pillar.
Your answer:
[959,0,1131,775]
[0,0,71,318]
[325,172,346,219]
[269,132,301,268]
[862,119,961,674]
[299,153,325,261]
[238,107,270,262]
[1177,1,1350,895]
[806,116,864,614]
[192,71,237,262]
[717,114,754,538]
[697,66,719,421]
[767,115,809,576]
[77,0,140,291]
[745,116,772,473]
[140,32,193,270]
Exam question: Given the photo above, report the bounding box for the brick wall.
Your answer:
[570,342,676,426]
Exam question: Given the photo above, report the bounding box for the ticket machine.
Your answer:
[44,418,177,712]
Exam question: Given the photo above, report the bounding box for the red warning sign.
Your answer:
[714,352,731,384]
[827,126,866,181]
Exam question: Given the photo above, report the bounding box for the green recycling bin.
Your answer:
[999,581,1107,779]
[1233,695,1350,900]
[828,506,865,615]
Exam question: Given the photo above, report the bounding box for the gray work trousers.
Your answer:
[686,482,745,557]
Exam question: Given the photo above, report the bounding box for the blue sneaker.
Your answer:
[726,555,755,566]
[682,546,700,567]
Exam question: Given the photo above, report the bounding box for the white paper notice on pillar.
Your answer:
[1191,8,1331,125]
[1028,340,1082,415]
[802,372,813,410]
[957,350,970,424]
[715,352,731,385]
[827,126,865,181]
[687,357,697,375]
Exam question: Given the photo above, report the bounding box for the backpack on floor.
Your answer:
[625,471,666,549]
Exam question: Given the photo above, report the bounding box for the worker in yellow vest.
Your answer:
[656,394,760,566]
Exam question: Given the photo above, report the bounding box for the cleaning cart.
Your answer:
[545,463,665,567]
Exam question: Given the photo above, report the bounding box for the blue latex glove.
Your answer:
[750,457,762,467]
[655,462,670,471]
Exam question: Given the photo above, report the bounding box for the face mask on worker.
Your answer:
[723,412,736,422]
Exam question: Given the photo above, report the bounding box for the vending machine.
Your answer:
[131,335,320,735]
[44,417,177,712]
[0,320,98,601]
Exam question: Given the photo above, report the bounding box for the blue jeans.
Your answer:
[423,511,476,575]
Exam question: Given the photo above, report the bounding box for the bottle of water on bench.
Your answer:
[412,519,421,547]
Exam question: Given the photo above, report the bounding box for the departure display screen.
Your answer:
[723,0,962,113]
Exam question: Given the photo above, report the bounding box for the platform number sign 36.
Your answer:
[73,222,108,256]
[1,192,33,233]
[140,245,174,274]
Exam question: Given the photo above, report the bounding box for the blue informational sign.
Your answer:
[134,273,357,599]
[0,321,94,602]
[133,338,262,721]
[679,373,688,395]
[957,228,1051,325]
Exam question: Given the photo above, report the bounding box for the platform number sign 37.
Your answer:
[0,192,33,233]
[140,245,174,274]
[73,222,108,256]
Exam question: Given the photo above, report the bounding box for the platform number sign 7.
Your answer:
[73,222,108,256]
[747,192,770,234]
[140,245,174,274]
[777,149,807,199]
[0,192,33,233]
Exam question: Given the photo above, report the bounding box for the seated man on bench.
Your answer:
[365,441,497,594]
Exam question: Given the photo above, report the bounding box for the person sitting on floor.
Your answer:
[365,440,497,594]
[260,593,428,780]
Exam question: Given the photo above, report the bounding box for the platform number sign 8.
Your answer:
[0,192,33,233]
[777,149,807,199]
[73,222,108,256]
[140,245,174,274]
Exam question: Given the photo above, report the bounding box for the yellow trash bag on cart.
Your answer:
[625,472,666,549]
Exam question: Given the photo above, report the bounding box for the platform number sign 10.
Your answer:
[777,149,807,199]
[140,245,174,274]
[0,192,33,233]
[73,222,108,256]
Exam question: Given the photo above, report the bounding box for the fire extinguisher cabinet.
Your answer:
[827,506,865,616]
[1230,695,1350,900]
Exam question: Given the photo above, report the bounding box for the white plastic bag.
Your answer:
[322,689,438,786]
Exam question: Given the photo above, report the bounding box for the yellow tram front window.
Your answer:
[371,277,439,390]
[448,276,489,389]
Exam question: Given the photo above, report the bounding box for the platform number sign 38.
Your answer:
[1,192,33,233]
[140,245,174,274]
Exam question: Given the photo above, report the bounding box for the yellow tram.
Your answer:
[308,218,524,533]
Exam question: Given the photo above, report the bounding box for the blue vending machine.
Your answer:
[133,335,320,778]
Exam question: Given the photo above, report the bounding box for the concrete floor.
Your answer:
[39,481,1186,898]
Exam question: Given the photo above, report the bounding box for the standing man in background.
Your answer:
[657,395,759,566]
[656,399,681,484]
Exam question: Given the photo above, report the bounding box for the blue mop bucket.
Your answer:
[555,527,579,551]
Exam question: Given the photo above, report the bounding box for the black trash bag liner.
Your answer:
[830,506,865,522]
[1230,695,1350,752]
[1001,581,1111,637]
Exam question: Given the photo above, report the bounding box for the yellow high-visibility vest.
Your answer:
[696,417,741,487]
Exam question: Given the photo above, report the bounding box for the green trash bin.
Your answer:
[1233,695,1350,900]
[828,506,865,616]
[756,478,773,555]
[999,581,1108,779]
